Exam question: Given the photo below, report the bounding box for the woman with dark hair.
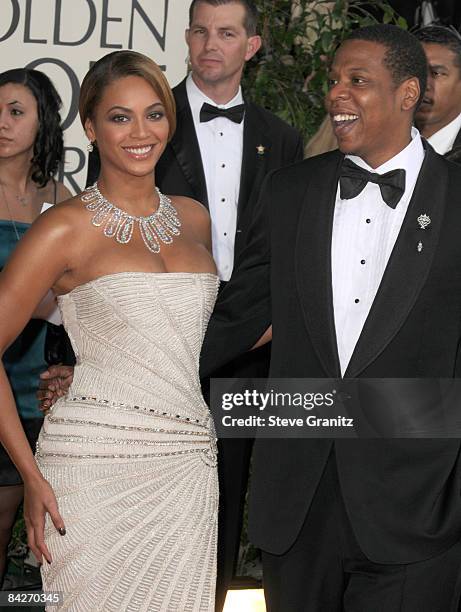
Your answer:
[0,68,70,586]
[0,51,218,610]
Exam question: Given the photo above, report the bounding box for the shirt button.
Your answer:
[360,259,366,265]
[224,232,227,236]
[219,132,223,136]
[366,218,371,224]
[221,198,226,202]
[221,163,226,168]
[354,298,360,304]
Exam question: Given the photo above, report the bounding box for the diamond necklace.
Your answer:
[81,182,181,254]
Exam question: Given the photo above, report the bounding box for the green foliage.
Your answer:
[242,0,406,142]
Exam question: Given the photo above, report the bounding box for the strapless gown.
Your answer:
[36,272,219,611]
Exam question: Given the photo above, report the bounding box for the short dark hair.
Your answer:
[0,68,63,187]
[189,0,258,36]
[415,26,461,73]
[346,24,428,107]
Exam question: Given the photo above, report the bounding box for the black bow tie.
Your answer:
[339,158,406,209]
[199,102,245,124]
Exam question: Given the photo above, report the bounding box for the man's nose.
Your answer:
[326,81,351,104]
[204,32,218,51]
[425,72,434,94]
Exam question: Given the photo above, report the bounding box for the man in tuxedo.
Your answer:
[415,26,461,161]
[46,1,303,608]
[201,24,461,610]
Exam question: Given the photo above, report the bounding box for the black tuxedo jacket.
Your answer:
[87,78,303,267]
[444,126,461,163]
[200,145,461,564]
[155,79,303,263]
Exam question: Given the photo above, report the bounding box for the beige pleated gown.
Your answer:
[36,272,219,611]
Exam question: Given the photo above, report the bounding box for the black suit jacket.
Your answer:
[444,126,461,163]
[200,145,461,564]
[87,78,303,269]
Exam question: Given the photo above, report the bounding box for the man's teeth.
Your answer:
[333,114,358,122]
[125,146,152,154]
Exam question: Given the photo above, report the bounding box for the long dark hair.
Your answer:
[0,68,64,187]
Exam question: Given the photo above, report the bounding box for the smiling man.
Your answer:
[201,24,461,611]
[415,26,461,159]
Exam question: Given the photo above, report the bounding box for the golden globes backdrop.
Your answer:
[0,0,190,192]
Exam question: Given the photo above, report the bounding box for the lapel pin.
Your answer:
[417,213,431,230]
[417,241,423,253]
[256,144,266,156]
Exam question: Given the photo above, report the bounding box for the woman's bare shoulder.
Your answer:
[168,195,210,224]
[168,195,211,250]
[33,191,90,237]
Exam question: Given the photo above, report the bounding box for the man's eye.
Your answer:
[352,77,365,84]
[328,79,338,88]
[223,31,234,38]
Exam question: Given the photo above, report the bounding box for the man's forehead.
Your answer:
[423,42,459,66]
[331,40,385,69]
[190,2,246,26]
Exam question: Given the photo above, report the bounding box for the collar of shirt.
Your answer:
[427,111,461,155]
[186,72,244,126]
[344,126,425,206]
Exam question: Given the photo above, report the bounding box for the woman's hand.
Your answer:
[23,475,66,565]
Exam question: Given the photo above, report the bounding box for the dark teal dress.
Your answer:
[0,220,47,485]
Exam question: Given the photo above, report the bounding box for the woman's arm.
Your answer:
[252,325,272,349]
[31,181,73,320]
[0,208,73,562]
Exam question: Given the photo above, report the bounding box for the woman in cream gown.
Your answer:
[0,51,218,611]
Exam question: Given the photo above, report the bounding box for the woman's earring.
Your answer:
[87,141,94,152]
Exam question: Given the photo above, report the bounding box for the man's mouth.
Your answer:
[200,57,221,64]
[331,113,359,135]
[332,113,359,127]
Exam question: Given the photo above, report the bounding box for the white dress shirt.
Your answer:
[331,128,425,375]
[186,74,244,281]
[427,111,461,155]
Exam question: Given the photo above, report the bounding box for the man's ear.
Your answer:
[400,76,421,113]
[185,29,190,47]
[245,35,262,61]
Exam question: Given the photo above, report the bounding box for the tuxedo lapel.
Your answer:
[345,147,448,377]
[170,80,209,207]
[295,152,343,378]
[237,101,271,221]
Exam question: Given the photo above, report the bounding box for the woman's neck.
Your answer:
[96,169,159,217]
[0,156,34,194]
